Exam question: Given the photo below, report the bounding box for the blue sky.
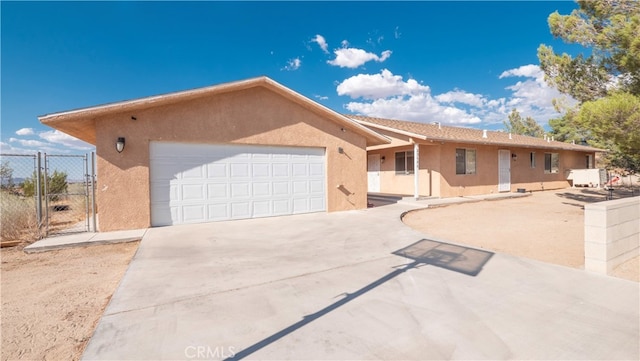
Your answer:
[2,1,583,156]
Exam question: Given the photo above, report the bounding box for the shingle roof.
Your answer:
[348,115,605,152]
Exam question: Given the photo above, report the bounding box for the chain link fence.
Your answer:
[1,152,96,245]
[0,154,42,244]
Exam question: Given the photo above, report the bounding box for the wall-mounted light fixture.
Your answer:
[512,153,517,161]
[381,156,386,163]
[338,147,344,154]
[116,137,126,153]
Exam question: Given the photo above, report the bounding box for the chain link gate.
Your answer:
[0,152,96,244]
[43,153,96,236]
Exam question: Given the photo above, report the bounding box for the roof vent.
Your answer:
[433,122,442,130]
[509,133,512,140]
[482,129,488,139]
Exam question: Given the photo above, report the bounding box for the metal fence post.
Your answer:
[35,152,43,226]
[91,152,97,232]
[43,153,49,236]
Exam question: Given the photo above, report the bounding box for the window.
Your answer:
[586,154,593,169]
[544,153,559,173]
[395,151,414,175]
[530,152,536,168]
[456,148,476,175]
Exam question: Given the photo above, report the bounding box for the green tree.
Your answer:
[503,109,546,137]
[22,170,68,201]
[0,161,14,189]
[538,0,640,101]
[538,0,640,172]
[577,92,640,172]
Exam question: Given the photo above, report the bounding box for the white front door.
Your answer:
[149,142,326,226]
[498,149,511,192]
[367,154,380,193]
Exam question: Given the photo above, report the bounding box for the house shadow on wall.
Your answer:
[393,239,494,277]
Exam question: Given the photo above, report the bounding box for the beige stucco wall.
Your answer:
[438,144,594,197]
[368,133,595,198]
[368,144,440,197]
[95,87,368,231]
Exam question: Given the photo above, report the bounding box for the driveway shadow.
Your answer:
[226,239,493,360]
[555,189,608,204]
[393,239,494,277]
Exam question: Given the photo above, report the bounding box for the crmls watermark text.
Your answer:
[185,345,236,359]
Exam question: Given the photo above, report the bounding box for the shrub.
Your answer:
[0,191,41,242]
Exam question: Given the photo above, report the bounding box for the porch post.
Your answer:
[414,142,419,200]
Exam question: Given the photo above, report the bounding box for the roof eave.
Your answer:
[39,76,391,147]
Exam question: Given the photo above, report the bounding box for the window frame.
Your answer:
[544,152,559,174]
[530,152,536,168]
[455,148,477,175]
[395,151,415,175]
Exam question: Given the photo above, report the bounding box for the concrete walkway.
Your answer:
[82,201,638,360]
[24,228,147,253]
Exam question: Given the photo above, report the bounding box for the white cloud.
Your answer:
[394,26,401,39]
[314,95,329,101]
[9,137,49,148]
[283,57,302,71]
[435,90,487,108]
[311,34,329,54]
[345,94,482,124]
[336,66,574,127]
[499,64,577,122]
[16,128,35,136]
[328,48,392,69]
[499,64,542,79]
[38,130,93,150]
[337,69,428,100]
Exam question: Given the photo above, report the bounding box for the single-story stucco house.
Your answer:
[39,77,389,231]
[349,115,603,198]
[39,76,603,232]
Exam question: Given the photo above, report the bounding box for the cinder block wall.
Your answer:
[584,196,640,275]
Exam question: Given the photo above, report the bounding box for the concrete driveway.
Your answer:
[83,203,639,360]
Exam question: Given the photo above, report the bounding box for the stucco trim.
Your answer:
[39,76,390,147]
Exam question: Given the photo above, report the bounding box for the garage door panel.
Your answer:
[309,163,324,176]
[252,200,271,217]
[293,198,309,213]
[150,142,326,226]
[272,164,289,177]
[231,183,250,198]
[181,184,206,200]
[292,181,308,194]
[272,182,289,195]
[252,163,270,177]
[209,204,229,220]
[292,163,308,177]
[310,197,324,211]
[252,182,271,197]
[231,202,250,218]
[182,166,205,179]
[207,164,228,178]
[310,180,324,194]
[273,199,290,215]
[207,184,228,199]
[183,205,206,223]
[230,163,249,177]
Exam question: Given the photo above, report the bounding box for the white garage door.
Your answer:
[150,142,326,226]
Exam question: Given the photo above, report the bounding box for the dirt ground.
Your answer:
[1,242,139,361]
[403,188,639,282]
